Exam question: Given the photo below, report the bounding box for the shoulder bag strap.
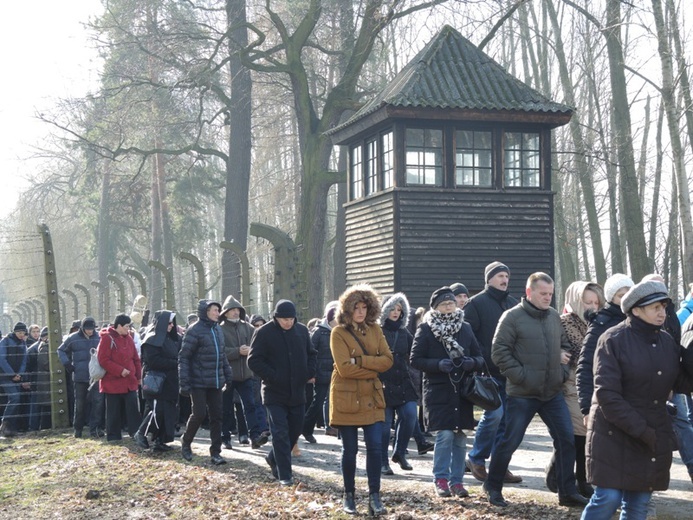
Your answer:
[347,328,369,356]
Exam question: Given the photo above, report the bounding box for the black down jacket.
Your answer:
[179,300,233,392]
[57,328,100,384]
[576,302,626,415]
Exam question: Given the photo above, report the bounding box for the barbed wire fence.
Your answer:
[0,222,293,433]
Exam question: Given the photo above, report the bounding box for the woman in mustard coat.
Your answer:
[330,284,393,516]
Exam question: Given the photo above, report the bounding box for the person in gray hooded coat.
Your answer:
[219,294,269,450]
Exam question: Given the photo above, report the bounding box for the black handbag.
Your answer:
[461,373,501,410]
[142,371,166,399]
[461,358,501,411]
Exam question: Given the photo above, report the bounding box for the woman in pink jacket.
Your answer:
[97,314,142,441]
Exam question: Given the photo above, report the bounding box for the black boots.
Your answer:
[343,492,356,515]
[391,452,413,470]
[368,493,387,516]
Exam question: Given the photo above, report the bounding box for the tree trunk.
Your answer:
[652,0,693,284]
[649,102,665,268]
[546,0,606,283]
[604,0,650,280]
[667,0,693,159]
[222,0,252,301]
[97,160,112,323]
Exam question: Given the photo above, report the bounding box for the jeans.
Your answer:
[183,387,223,455]
[382,401,417,462]
[0,382,21,430]
[222,379,266,441]
[104,391,141,441]
[581,486,651,520]
[340,422,383,493]
[671,393,693,475]
[487,393,577,495]
[468,377,507,465]
[303,382,329,436]
[265,403,305,481]
[433,429,467,485]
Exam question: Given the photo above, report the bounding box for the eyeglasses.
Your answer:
[438,301,457,307]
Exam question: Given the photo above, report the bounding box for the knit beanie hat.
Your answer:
[40,326,49,338]
[621,280,671,315]
[485,261,510,283]
[450,283,469,296]
[249,314,266,326]
[430,287,456,309]
[603,273,634,303]
[273,299,297,319]
[13,322,28,333]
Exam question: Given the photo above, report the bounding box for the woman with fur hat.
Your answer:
[410,286,484,499]
[330,284,393,516]
[582,280,693,519]
[378,293,419,475]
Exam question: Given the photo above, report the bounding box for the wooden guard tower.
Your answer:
[329,25,573,306]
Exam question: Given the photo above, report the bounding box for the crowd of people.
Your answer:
[2,261,693,519]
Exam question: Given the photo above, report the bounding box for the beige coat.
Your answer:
[329,324,393,427]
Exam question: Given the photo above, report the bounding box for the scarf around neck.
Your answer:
[426,308,465,359]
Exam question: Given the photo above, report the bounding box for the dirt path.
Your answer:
[188,417,692,519]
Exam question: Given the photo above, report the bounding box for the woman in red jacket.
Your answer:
[97,314,142,441]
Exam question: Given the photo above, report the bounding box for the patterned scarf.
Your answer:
[426,308,465,359]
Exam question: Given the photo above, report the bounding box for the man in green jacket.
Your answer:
[482,272,587,509]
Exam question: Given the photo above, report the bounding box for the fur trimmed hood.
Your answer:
[337,284,381,327]
[380,293,410,329]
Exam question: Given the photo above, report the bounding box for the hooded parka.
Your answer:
[379,293,418,406]
[219,295,255,382]
[329,285,394,427]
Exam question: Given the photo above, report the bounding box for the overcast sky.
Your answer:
[0,1,102,219]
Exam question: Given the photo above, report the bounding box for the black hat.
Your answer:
[273,299,297,319]
[40,326,49,337]
[485,261,510,283]
[81,317,96,330]
[13,322,28,333]
[450,283,469,296]
[621,281,671,315]
[430,287,456,309]
[70,320,81,331]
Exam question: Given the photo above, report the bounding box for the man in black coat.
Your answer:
[248,299,317,486]
[463,262,521,484]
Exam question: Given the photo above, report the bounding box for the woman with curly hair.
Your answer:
[330,284,394,516]
[410,286,484,499]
